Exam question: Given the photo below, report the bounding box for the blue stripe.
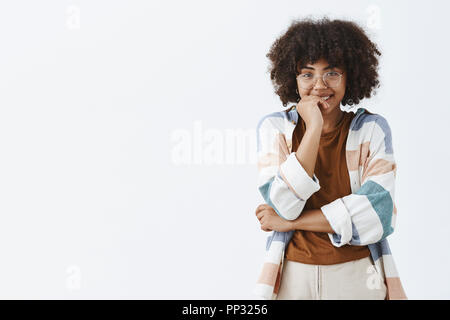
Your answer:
[349,109,393,154]
[374,117,393,154]
[286,107,299,123]
[265,230,295,251]
[332,233,340,244]
[348,107,366,130]
[368,239,391,262]
[351,110,379,131]
[351,222,362,244]
[331,222,362,245]
[356,180,394,240]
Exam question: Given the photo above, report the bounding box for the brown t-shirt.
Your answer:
[285,110,371,265]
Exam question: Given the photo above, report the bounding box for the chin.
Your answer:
[320,103,336,112]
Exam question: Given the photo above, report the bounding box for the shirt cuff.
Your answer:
[279,152,320,200]
[320,198,352,247]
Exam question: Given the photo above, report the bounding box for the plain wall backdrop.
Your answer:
[0,0,449,299]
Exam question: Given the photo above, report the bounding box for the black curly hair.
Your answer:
[266,17,381,109]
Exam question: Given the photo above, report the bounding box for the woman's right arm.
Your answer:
[256,114,321,221]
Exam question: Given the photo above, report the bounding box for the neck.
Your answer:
[322,107,344,133]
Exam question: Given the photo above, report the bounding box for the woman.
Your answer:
[254,17,407,300]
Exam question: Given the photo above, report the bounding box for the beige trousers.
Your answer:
[276,256,387,300]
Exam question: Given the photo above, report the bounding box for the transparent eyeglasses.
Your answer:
[297,71,343,89]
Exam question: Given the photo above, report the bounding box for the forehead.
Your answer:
[304,58,330,67]
[297,58,344,71]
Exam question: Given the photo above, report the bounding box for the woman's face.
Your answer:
[296,58,346,112]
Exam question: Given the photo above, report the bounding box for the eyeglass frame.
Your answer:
[296,70,344,89]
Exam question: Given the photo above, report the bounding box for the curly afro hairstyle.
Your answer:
[266,17,381,108]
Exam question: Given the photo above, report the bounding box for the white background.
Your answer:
[0,0,448,299]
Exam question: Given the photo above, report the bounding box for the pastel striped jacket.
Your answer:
[253,106,407,300]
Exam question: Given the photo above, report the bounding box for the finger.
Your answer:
[255,204,269,214]
[318,98,330,109]
[305,94,322,101]
[256,211,264,220]
[257,208,270,219]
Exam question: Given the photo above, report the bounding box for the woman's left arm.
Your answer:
[256,205,333,233]
[257,116,397,245]
[290,209,334,233]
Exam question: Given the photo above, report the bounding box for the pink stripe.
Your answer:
[385,277,407,300]
[257,262,279,286]
[273,263,282,295]
[362,158,396,183]
[257,152,281,170]
[346,141,370,171]
[257,133,290,170]
[276,133,290,161]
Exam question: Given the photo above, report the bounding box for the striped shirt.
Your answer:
[253,106,407,300]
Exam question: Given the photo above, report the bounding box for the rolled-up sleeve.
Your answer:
[320,116,397,246]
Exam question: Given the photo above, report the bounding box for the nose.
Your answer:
[312,76,327,90]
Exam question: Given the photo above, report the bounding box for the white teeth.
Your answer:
[322,96,331,100]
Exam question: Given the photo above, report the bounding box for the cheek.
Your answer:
[298,88,310,98]
[336,88,345,99]
[335,80,346,99]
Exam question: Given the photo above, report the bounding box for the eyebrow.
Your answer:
[299,65,336,71]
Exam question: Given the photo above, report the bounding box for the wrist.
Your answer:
[289,218,300,231]
[306,124,322,135]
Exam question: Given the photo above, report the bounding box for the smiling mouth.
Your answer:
[322,95,334,101]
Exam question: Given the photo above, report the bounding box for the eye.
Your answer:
[299,73,313,79]
[326,71,340,77]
